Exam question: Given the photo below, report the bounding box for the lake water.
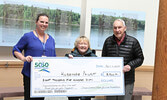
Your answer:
[90,26,144,49]
[0,18,144,50]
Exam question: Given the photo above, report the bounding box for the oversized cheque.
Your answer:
[31,57,125,97]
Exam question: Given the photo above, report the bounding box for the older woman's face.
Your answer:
[77,40,89,55]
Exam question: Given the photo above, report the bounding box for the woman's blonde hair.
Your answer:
[74,36,90,48]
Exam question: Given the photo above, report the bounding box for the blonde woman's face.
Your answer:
[77,40,89,55]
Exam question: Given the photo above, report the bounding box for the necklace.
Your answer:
[35,30,46,56]
[35,30,45,43]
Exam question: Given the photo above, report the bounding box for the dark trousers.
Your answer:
[105,83,134,100]
[23,74,44,100]
[68,97,91,100]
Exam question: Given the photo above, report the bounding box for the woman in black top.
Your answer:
[65,36,97,100]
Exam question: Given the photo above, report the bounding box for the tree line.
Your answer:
[0,4,80,25]
[0,4,145,30]
[91,14,145,30]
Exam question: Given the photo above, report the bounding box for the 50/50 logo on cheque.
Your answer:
[34,61,50,73]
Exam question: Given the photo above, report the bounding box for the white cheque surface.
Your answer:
[31,57,125,97]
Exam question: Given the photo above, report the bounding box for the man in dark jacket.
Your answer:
[102,19,144,100]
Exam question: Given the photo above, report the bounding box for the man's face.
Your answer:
[113,20,126,40]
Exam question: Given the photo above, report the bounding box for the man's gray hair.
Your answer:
[114,19,126,26]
